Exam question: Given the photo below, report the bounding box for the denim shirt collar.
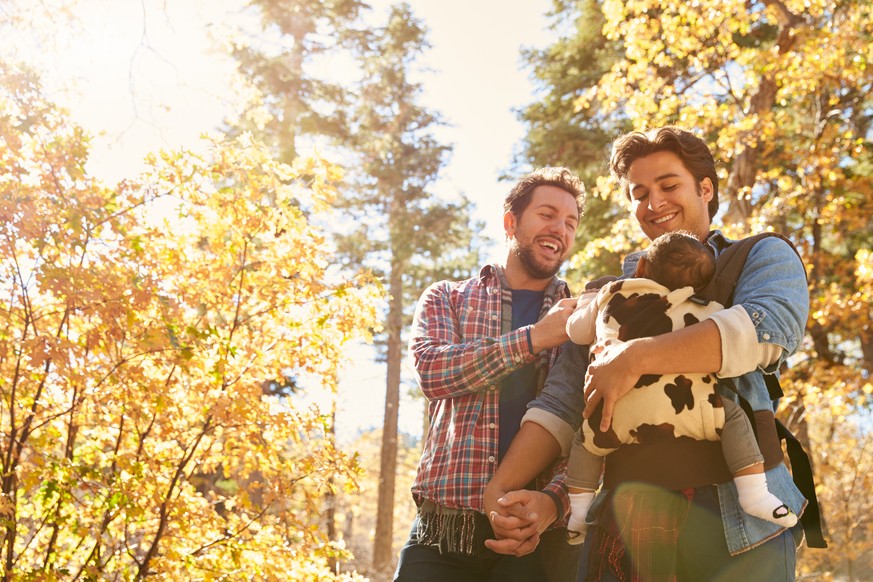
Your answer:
[704,229,734,255]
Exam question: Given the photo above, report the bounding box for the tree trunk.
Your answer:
[372,264,403,572]
[723,3,801,228]
[326,401,338,574]
[860,328,873,372]
[723,73,778,229]
[279,37,305,165]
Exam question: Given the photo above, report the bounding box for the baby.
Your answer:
[565,231,798,543]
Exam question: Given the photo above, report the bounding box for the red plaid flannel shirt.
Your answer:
[408,264,571,518]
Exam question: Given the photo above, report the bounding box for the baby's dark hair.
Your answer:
[643,231,715,292]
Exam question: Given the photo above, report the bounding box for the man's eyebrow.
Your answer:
[629,183,647,195]
[534,203,579,218]
[630,172,683,192]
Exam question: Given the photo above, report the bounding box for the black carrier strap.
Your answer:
[702,233,827,548]
[700,232,802,308]
[778,420,828,547]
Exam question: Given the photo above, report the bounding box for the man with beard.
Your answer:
[393,167,585,582]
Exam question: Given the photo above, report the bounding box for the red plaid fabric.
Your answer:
[586,486,695,582]
[409,264,571,516]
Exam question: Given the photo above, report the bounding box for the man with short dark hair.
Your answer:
[485,127,810,581]
[563,231,797,546]
[394,167,586,581]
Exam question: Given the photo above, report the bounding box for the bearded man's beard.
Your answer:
[512,240,563,280]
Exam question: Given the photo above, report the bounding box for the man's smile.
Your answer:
[652,212,678,225]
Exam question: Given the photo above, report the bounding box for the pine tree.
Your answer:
[513,0,633,281]
[336,4,484,571]
[226,0,367,163]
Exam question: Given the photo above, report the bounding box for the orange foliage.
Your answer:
[0,70,380,579]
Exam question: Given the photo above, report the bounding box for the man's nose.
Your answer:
[548,217,565,234]
[648,189,667,210]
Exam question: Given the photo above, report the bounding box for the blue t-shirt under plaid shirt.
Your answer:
[498,289,545,462]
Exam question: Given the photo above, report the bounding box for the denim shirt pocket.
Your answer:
[718,463,806,555]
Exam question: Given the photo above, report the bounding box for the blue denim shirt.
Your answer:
[527,230,809,555]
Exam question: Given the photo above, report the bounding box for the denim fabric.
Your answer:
[708,232,808,554]
[528,231,810,555]
[530,341,588,433]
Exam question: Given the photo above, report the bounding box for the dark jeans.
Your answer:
[394,515,581,582]
[578,485,799,581]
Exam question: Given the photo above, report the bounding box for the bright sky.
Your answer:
[17,0,555,441]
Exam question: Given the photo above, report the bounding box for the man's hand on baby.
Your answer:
[574,290,598,311]
[529,298,577,353]
[583,338,640,432]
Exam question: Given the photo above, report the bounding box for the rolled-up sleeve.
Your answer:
[729,237,808,372]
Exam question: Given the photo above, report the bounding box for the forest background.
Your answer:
[0,0,871,580]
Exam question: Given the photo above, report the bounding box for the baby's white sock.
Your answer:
[566,491,595,545]
[735,473,798,527]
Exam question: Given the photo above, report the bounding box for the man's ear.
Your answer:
[634,255,649,278]
[699,177,714,203]
[503,210,517,237]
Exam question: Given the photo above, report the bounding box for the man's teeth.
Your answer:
[653,213,676,224]
[541,241,558,251]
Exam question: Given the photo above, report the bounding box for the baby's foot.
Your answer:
[566,526,587,546]
[566,491,595,545]
[735,474,798,527]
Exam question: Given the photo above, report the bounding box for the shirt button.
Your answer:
[762,333,771,340]
[491,314,498,320]
[752,311,759,318]
[488,385,496,391]
[488,456,496,463]
[489,423,496,429]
